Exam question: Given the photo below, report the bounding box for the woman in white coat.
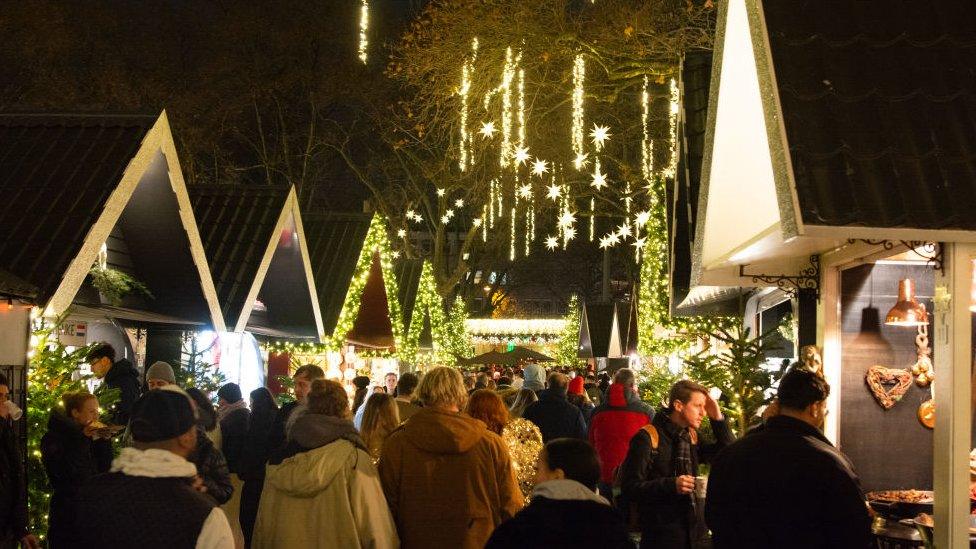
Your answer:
[253,379,398,549]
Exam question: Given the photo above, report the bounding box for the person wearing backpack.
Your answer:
[618,380,734,549]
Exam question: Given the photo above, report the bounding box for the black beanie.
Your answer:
[352,376,370,390]
[217,382,243,403]
[130,390,196,443]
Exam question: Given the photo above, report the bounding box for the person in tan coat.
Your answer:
[378,367,524,549]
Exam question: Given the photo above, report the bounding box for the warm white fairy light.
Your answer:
[480,208,487,241]
[532,159,549,176]
[545,235,558,250]
[488,180,496,228]
[479,121,497,139]
[510,205,517,261]
[499,47,517,168]
[358,0,369,64]
[589,198,595,241]
[625,181,632,217]
[546,183,561,200]
[571,54,586,168]
[640,76,653,181]
[457,37,479,172]
[590,124,611,149]
[517,68,526,152]
[664,78,679,179]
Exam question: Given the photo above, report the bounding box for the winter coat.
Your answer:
[40,410,113,546]
[267,400,299,456]
[522,387,587,442]
[378,407,523,549]
[704,415,871,549]
[589,383,655,484]
[189,426,234,505]
[101,359,141,425]
[485,479,632,549]
[239,406,276,481]
[217,406,249,474]
[619,411,734,549]
[253,413,398,549]
[0,417,25,543]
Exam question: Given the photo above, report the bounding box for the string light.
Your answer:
[571,54,586,169]
[589,198,595,241]
[517,67,526,155]
[358,0,369,64]
[488,179,496,228]
[664,78,679,179]
[510,204,517,261]
[458,38,479,172]
[499,47,517,168]
[641,75,653,181]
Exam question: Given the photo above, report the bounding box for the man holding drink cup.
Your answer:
[619,380,734,548]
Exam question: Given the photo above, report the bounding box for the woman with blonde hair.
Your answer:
[253,379,397,548]
[379,366,523,549]
[361,393,400,463]
[466,389,543,498]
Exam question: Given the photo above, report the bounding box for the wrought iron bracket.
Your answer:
[738,254,821,299]
[846,239,944,274]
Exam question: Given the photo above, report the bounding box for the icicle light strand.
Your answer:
[571,54,586,169]
[358,0,369,64]
[664,78,679,179]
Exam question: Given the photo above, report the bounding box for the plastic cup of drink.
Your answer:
[694,476,708,499]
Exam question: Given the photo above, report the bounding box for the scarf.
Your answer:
[216,399,248,423]
[111,447,198,478]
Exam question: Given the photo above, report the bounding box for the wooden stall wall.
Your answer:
[839,263,934,492]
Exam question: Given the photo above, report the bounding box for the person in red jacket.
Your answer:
[588,368,654,498]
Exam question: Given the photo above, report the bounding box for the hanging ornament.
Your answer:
[590,124,611,149]
[532,159,549,177]
[545,236,558,250]
[455,198,465,208]
[479,121,497,139]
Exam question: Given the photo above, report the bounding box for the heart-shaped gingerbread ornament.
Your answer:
[865,366,913,410]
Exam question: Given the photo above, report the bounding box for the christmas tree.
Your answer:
[554,294,581,366]
[443,297,472,363]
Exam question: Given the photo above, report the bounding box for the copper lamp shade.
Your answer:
[885,278,928,327]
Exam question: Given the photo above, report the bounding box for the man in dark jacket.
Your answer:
[486,438,631,548]
[216,382,250,474]
[705,369,871,548]
[620,379,734,549]
[589,368,655,497]
[522,373,587,442]
[87,344,141,425]
[0,375,35,549]
[268,364,324,454]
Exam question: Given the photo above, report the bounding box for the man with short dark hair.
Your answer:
[71,389,234,548]
[87,343,141,425]
[268,364,324,452]
[620,379,734,548]
[522,373,587,442]
[705,369,870,548]
[394,372,421,422]
[485,438,631,548]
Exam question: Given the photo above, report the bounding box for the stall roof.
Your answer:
[578,302,622,359]
[302,212,372,336]
[0,112,224,329]
[691,0,976,289]
[190,185,323,337]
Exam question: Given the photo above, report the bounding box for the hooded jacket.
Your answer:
[252,414,398,549]
[101,359,142,425]
[40,410,113,545]
[588,383,655,484]
[189,426,234,505]
[378,407,523,549]
[522,387,587,442]
[485,479,632,549]
[521,364,546,393]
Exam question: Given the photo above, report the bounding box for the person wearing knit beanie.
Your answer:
[568,375,585,396]
[522,363,546,393]
[146,361,177,390]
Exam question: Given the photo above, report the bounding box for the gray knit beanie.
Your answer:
[522,363,546,392]
[145,361,177,385]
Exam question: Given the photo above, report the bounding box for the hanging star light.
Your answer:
[392,250,401,259]
[479,121,497,139]
[455,198,465,208]
[635,210,651,227]
[517,184,532,199]
[617,223,632,239]
[445,209,455,220]
[406,209,416,219]
[590,124,611,149]
[412,214,423,223]
[545,236,558,250]
[599,235,612,249]
[436,188,446,197]
[591,168,608,190]
[531,159,549,177]
[546,183,562,200]
[564,226,577,239]
[473,217,483,227]
[441,214,450,224]
[632,237,647,251]
[558,211,576,228]
[397,229,407,238]
[513,146,531,166]
[573,152,589,171]
[607,232,621,246]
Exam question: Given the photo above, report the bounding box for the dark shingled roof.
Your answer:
[302,212,372,336]
[0,114,157,305]
[394,258,423,332]
[763,0,976,230]
[189,185,291,329]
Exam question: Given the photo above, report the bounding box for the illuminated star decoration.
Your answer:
[397,229,407,238]
[545,236,559,250]
[445,209,455,219]
[635,210,651,227]
[479,121,497,139]
[599,235,613,249]
[558,211,576,228]
[455,198,465,208]
[590,124,611,148]
[591,168,608,190]
[412,214,423,223]
[436,188,446,197]
[473,217,483,227]
[632,237,647,251]
[573,152,589,171]
[564,227,577,240]
[617,223,632,238]
[546,184,561,201]
[406,209,416,219]
[392,250,401,259]
[441,215,450,224]
[513,146,531,166]
[531,159,549,177]
[517,184,532,199]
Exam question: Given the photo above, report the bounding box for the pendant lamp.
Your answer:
[885,278,928,327]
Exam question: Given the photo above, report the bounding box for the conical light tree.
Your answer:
[443,296,473,363]
[554,294,581,365]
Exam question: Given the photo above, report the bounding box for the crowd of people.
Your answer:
[22,342,876,549]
